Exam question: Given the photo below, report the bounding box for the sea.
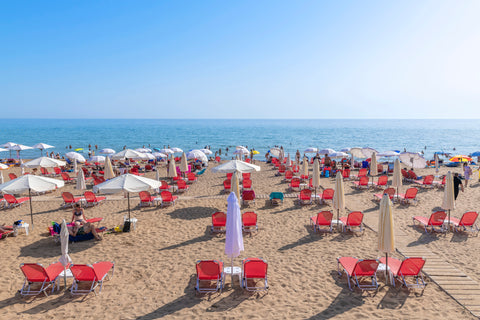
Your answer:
[0,119,479,161]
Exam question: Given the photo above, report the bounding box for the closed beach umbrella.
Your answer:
[99,148,116,155]
[66,152,86,163]
[399,152,427,169]
[231,171,240,200]
[76,169,86,190]
[434,153,440,173]
[333,172,345,229]
[286,153,292,167]
[168,158,177,178]
[370,152,378,185]
[20,159,24,175]
[180,152,188,175]
[155,169,160,181]
[0,175,64,228]
[74,159,78,174]
[225,192,244,285]
[32,143,54,156]
[93,174,161,221]
[302,157,309,178]
[23,157,66,168]
[312,158,320,196]
[0,172,3,184]
[441,172,455,229]
[104,156,115,180]
[378,194,395,284]
[392,158,402,197]
[59,219,72,290]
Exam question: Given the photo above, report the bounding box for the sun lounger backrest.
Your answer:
[242,211,257,225]
[377,175,388,185]
[244,258,267,278]
[353,259,379,276]
[300,189,312,199]
[358,168,367,177]
[62,192,74,202]
[212,212,226,226]
[84,191,97,202]
[383,188,395,199]
[317,211,333,225]
[9,173,17,180]
[399,258,425,276]
[196,260,222,279]
[20,263,49,282]
[347,211,363,226]
[71,264,97,281]
[423,175,434,184]
[161,191,173,201]
[429,211,447,226]
[460,211,478,226]
[359,176,369,185]
[139,191,151,201]
[3,194,17,204]
[405,188,418,199]
[322,188,334,200]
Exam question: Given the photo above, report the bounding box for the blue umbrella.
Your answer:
[471,151,480,157]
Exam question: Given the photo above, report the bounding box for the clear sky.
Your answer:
[1,1,480,119]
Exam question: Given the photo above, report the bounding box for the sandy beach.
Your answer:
[0,161,479,319]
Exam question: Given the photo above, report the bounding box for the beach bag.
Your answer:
[123,221,131,233]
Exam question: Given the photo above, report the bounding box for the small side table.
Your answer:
[123,217,137,230]
[224,266,242,284]
[14,223,29,236]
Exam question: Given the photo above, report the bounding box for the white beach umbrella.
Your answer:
[441,171,455,229]
[302,157,309,178]
[399,152,427,169]
[104,156,115,180]
[93,174,162,221]
[0,163,8,170]
[392,158,402,197]
[32,143,54,156]
[22,157,66,168]
[318,148,336,155]
[135,148,152,153]
[0,175,64,228]
[233,149,249,155]
[66,152,86,163]
[330,152,349,158]
[0,148,7,152]
[225,192,244,284]
[89,155,106,163]
[304,147,318,153]
[333,172,345,229]
[377,151,399,157]
[160,149,174,155]
[200,149,213,155]
[76,169,86,190]
[231,171,240,200]
[140,153,155,160]
[211,160,261,173]
[362,147,378,158]
[312,158,320,196]
[171,147,183,153]
[153,152,168,158]
[236,146,249,152]
[59,219,72,290]
[269,147,281,157]
[180,152,188,174]
[168,158,177,178]
[111,149,143,160]
[378,194,395,284]
[99,148,116,155]
[10,144,33,159]
[370,152,378,177]
[349,147,365,158]
[186,150,208,163]
[340,148,351,152]
[1,142,17,148]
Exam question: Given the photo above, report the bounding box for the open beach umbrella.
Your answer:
[233,149,249,155]
[200,149,213,155]
[333,172,345,230]
[449,155,472,163]
[180,152,188,175]
[269,147,281,157]
[104,156,115,180]
[10,144,34,159]
[59,219,72,290]
[160,149,174,155]
[362,147,378,158]
[0,148,7,153]
[168,158,177,178]
[32,143,54,156]
[399,152,427,169]
[76,169,86,190]
[378,194,395,284]
[304,147,318,153]
[171,147,183,153]
[312,158,320,196]
[231,171,240,200]
[89,155,106,163]
[93,174,161,222]
[1,142,17,158]
[153,152,167,158]
[330,152,349,158]
[441,172,455,230]
[186,150,208,164]
[140,153,155,161]
[318,148,336,155]
[135,148,152,153]
[211,160,261,174]
[99,148,116,155]
[0,175,64,228]
[225,192,244,285]
[22,157,66,168]
[0,164,7,169]
[66,152,86,163]
[377,150,399,157]
[392,158,402,198]
[111,149,143,160]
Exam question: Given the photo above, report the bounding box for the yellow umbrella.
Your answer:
[378,194,395,284]
[74,148,83,152]
[231,171,240,200]
[441,171,455,229]
[391,158,402,199]
[449,155,472,163]
[251,150,260,155]
[333,172,345,230]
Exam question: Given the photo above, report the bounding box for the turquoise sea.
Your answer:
[0,119,478,160]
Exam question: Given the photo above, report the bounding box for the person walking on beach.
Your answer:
[463,162,472,187]
[453,173,464,200]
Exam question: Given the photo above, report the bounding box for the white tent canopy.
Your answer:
[211,160,260,173]
[22,157,66,168]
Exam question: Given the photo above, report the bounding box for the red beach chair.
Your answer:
[139,191,156,207]
[413,175,434,188]
[310,211,334,233]
[373,187,395,202]
[289,178,301,191]
[19,262,66,296]
[298,189,312,205]
[352,176,370,190]
[83,191,106,206]
[9,173,17,180]
[398,187,418,205]
[337,257,379,291]
[378,257,426,289]
[211,211,226,233]
[186,172,197,183]
[3,194,29,208]
[242,211,258,233]
[223,179,231,192]
[160,191,177,207]
[195,260,224,293]
[373,175,388,189]
[61,172,76,184]
[318,188,334,205]
[284,170,293,181]
[339,211,364,234]
[177,179,189,192]
[243,179,253,190]
[62,192,84,208]
[412,211,447,233]
[242,190,256,206]
[70,261,115,296]
[242,258,268,292]
[450,211,479,235]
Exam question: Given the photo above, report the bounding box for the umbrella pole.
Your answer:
[128,192,131,222]
[337,209,340,231]
[64,266,67,290]
[28,188,34,230]
[385,253,389,285]
[231,257,234,287]
[448,209,450,231]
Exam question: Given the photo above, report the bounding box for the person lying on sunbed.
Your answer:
[70,204,102,240]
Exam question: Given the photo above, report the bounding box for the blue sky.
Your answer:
[1,1,480,119]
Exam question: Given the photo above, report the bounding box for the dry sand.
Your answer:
[0,161,478,319]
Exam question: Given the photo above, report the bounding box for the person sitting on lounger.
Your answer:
[70,204,102,240]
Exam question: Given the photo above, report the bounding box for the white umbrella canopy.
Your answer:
[378,194,395,284]
[200,149,213,155]
[66,152,86,163]
[171,147,183,153]
[340,148,351,152]
[312,158,320,195]
[59,219,72,290]
[442,172,455,229]
[22,157,66,168]
[9,144,33,151]
[225,192,244,284]
[140,153,155,160]
[377,151,400,157]
[233,149,249,155]
[111,149,143,160]
[0,163,8,170]
[32,143,54,150]
[135,148,152,153]
[304,147,318,153]
[153,152,167,158]
[333,172,345,228]
[370,152,378,177]
[0,175,64,227]
[1,142,17,148]
[186,150,208,163]
[330,152,349,158]
[104,156,115,180]
[76,169,86,190]
[160,149,174,155]
[211,160,261,173]
[392,158,402,196]
[399,152,427,169]
[349,147,365,158]
[236,146,249,152]
[0,148,8,152]
[318,148,336,155]
[269,147,281,157]
[89,155,106,163]
[180,152,188,173]
[168,158,177,178]
[99,148,116,154]
[362,147,378,158]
